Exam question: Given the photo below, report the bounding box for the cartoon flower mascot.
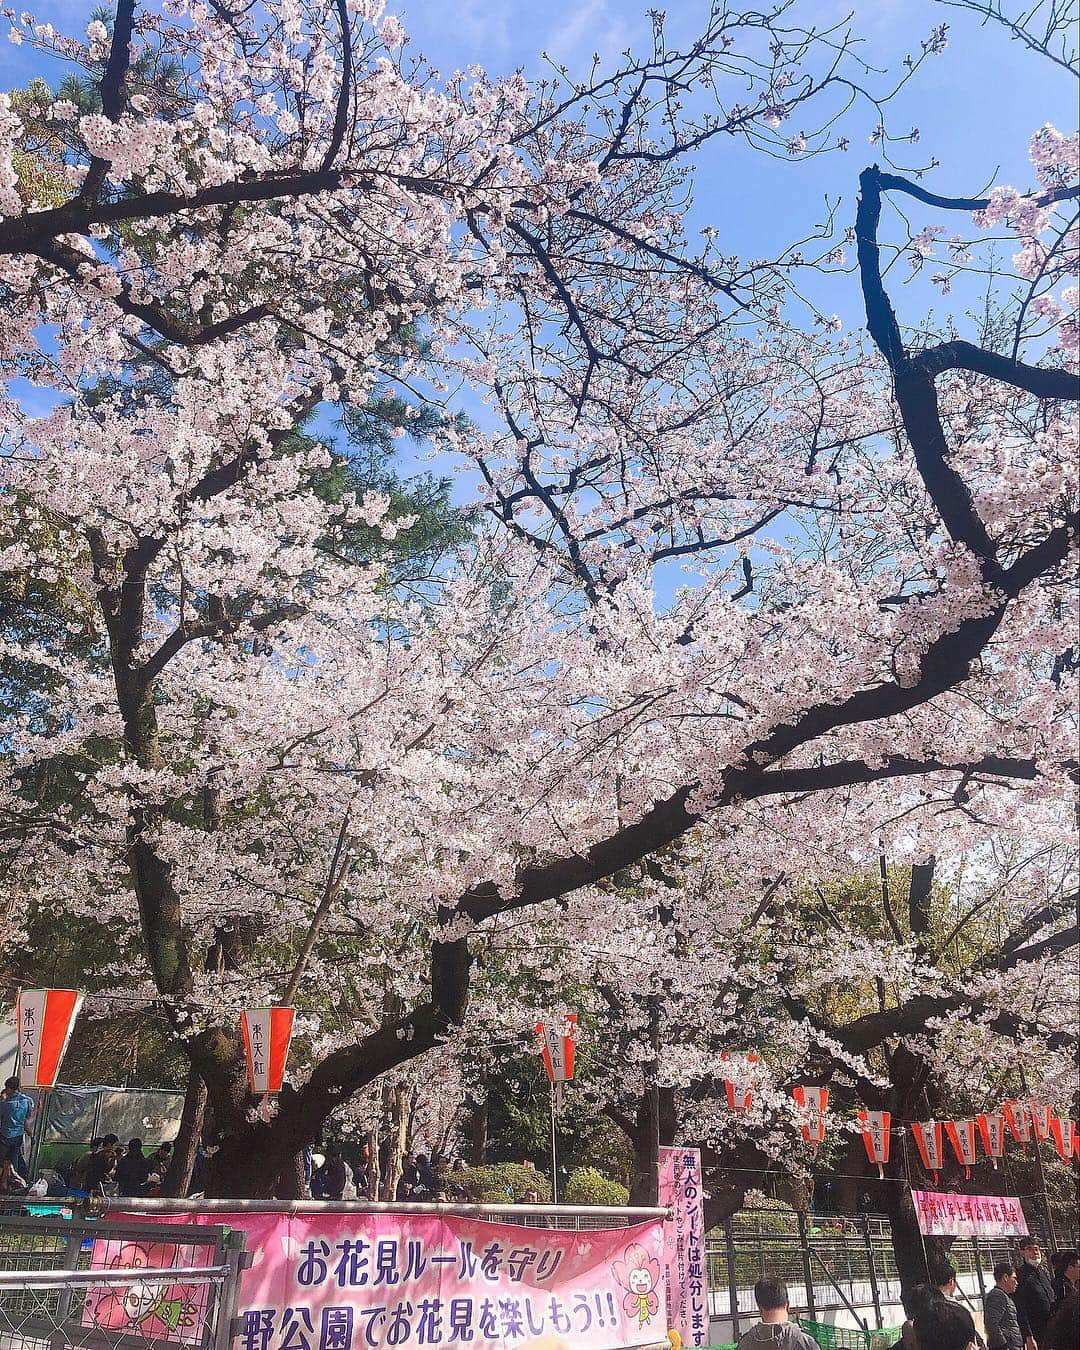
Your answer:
[89,1244,199,1338]
[612,1243,662,1327]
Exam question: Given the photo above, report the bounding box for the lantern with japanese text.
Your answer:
[859,1110,891,1178]
[1049,1117,1076,1163]
[721,1052,760,1112]
[1029,1102,1052,1143]
[14,989,83,1090]
[977,1113,1006,1170]
[792,1086,829,1150]
[536,1012,577,1108]
[1002,1100,1031,1150]
[240,1007,295,1108]
[912,1120,945,1183]
[946,1119,977,1180]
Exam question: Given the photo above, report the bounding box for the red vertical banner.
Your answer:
[240,1007,295,1095]
[1048,1117,1074,1163]
[721,1052,760,1112]
[14,988,83,1089]
[1002,1100,1031,1150]
[1028,1102,1052,1143]
[859,1110,891,1178]
[658,1147,710,1348]
[977,1113,1006,1169]
[792,1087,829,1150]
[912,1121,944,1183]
[945,1119,977,1180]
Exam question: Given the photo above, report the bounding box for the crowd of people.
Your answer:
[733,1239,1078,1350]
[65,1136,175,1197]
[888,1236,1077,1350]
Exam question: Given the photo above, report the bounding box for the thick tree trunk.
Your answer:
[364,1128,380,1200]
[879,1180,948,1292]
[627,1086,677,1205]
[379,1083,412,1201]
[163,1064,207,1198]
[466,1093,487,1166]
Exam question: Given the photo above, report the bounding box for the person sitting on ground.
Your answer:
[84,1135,120,1193]
[115,1138,150,1196]
[984,1264,1023,1350]
[1016,1236,1057,1350]
[916,1297,980,1350]
[735,1277,817,1349]
[143,1142,173,1194]
[71,1138,104,1192]
[932,1260,987,1349]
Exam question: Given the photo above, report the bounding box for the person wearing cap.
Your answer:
[1015,1236,1056,1350]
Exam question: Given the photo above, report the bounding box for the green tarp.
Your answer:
[705,1323,902,1350]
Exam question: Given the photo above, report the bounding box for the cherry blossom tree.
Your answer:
[0,0,1076,1202]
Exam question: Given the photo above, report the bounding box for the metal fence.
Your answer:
[706,1210,1080,1339]
[0,1212,248,1350]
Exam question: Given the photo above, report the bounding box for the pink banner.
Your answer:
[912,1190,1028,1237]
[658,1148,709,1347]
[81,1235,217,1345]
[107,1211,668,1350]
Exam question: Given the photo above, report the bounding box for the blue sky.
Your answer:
[3,0,1076,485]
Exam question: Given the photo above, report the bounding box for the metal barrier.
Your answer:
[101,1196,669,1231]
[705,1210,1079,1337]
[0,1212,248,1350]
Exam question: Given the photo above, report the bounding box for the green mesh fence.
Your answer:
[801,1323,902,1349]
[704,1325,902,1350]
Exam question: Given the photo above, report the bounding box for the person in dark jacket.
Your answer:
[916,1298,979,1350]
[1016,1237,1056,1348]
[1052,1252,1080,1303]
[314,1146,347,1201]
[984,1264,1023,1350]
[115,1139,150,1196]
[1043,1288,1078,1350]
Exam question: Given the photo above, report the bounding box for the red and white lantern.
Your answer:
[240,1007,295,1098]
[946,1119,977,1180]
[977,1113,1006,1170]
[14,988,83,1090]
[792,1086,829,1150]
[1029,1101,1052,1143]
[859,1110,891,1178]
[721,1052,760,1113]
[1002,1100,1031,1150]
[912,1120,945,1183]
[536,1012,577,1083]
[1048,1116,1076,1163]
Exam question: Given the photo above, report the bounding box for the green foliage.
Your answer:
[447,1163,551,1204]
[564,1166,629,1206]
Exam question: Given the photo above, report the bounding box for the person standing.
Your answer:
[0,1077,35,1192]
[932,1261,987,1350]
[1043,1288,1078,1350]
[1052,1253,1080,1303]
[984,1265,1023,1350]
[735,1278,818,1349]
[1016,1237,1057,1350]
